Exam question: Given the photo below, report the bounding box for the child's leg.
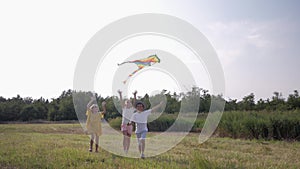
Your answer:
[140,131,147,158]
[89,134,95,152]
[125,125,132,152]
[126,132,131,151]
[121,124,128,152]
[140,139,145,153]
[95,135,99,145]
[90,133,95,141]
[95,135,99,152]
[123,131,128,151]
[136,133,142,154]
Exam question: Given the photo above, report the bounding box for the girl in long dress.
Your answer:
[86,97,106,152]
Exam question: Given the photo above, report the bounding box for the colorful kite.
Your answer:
[118,54,161,84]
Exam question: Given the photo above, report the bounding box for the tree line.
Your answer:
[0,88,300,122]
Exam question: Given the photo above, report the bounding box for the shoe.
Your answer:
[141,153,145,159]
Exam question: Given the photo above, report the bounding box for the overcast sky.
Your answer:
[0,0,299,101]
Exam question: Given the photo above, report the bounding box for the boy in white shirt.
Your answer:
[130,100,164,158]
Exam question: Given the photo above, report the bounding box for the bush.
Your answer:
[148,115,175,131]
[109,113,205,132]
[219,111,247,138]
[108,110,300,141]
[219,110,300,141]
[109,117,122,130]
[270,111,300,140]
[244,112,270,140]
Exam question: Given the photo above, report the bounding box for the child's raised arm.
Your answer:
[101,101,107,114]
[133,90,137,108]
[118,90,125,108]
[87,96,96,110]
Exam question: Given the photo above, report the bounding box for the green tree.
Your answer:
[47,99,60,121]
[199,89,211,112]
[181,87,201,113]
[20,105,39,121]
[225,99,238,111]
[255,99,267,111]
[238,93,255,111]
[269,92,287,110]
[164,92,180,113]
[287,90,300,110]
[58,96,76,120]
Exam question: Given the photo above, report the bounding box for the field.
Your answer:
[1,123,300,169]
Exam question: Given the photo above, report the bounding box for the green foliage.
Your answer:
[108,117,122,129]
[243,113,270,139]
[47,100,60,121]
[238,93,255,111]
[148,114,176,131]
[108,113,205,133]
[0,95,26,121]
[103,96,121,120]
[58,95,76,120]
[219,111,246,138]
[1,88,300,143]
[270,111,300,141]
[164,92,180,113]
[20,105,39,121]
[287,90,300,110]
[180,87,201,113]
[219,110,300,141]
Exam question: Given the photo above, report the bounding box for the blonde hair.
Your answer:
[90,104,98,110]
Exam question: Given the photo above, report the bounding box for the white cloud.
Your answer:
[201,19,300,100]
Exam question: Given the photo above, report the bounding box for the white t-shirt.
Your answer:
[121,107,135,125]
[130,109,152,133]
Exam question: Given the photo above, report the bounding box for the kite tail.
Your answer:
[117,61,132,66]
[122,68,142,84]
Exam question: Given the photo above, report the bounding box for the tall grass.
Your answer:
[109,110,300,141]
[219,110,300,140]
[108,113,205,132]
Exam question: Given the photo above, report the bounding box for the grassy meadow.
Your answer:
[1,123,300,169]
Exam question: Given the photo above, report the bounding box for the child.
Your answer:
[86,96,106,152]
[129,100,164,158]
[117,90,137,154]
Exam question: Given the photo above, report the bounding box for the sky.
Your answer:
[0,0,299,101]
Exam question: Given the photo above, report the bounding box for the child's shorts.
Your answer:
[136,131,147,139]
